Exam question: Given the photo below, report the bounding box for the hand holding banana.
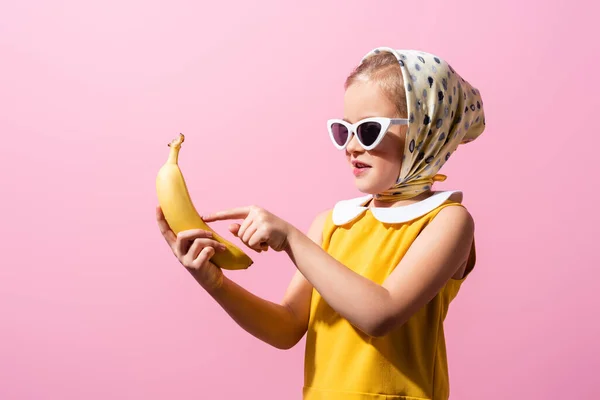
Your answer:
[155,133,254,271]
[155,132,294,286]
[156,206,225,289]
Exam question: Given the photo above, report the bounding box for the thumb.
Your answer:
[228,223,241,235]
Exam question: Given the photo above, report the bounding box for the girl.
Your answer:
[156,46,486,399]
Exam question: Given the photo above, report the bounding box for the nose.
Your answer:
[346,132,364,155]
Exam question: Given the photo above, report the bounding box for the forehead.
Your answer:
[343,80,398,122]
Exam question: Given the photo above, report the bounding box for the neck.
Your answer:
[369,190,434,208]
[370,173,447,207]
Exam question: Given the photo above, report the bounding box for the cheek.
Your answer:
[380,132,405,167]
[376,145,403,168]
[368,133,405,180]
[370,148,402,179]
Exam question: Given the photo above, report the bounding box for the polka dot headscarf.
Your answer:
[360,47,486,202]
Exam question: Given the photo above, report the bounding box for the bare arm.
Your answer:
[284,205,475,337]
[192,210,328,349]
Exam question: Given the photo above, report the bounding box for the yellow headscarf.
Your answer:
[361,47,486,202]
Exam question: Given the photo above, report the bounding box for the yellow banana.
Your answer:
[156,133,253,270]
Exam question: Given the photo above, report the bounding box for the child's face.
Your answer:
[342,80,406,196]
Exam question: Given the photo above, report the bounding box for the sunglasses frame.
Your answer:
[327,117,409,151]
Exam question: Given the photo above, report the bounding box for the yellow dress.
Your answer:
[303,191,476,400]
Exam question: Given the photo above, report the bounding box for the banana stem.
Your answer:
[166,133,185,164]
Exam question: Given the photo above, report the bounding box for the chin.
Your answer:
[354,177,388,196]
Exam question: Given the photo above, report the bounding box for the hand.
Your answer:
[156,206,225,290]
[203,205,292,252]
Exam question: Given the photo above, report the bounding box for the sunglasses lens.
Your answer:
[331,123,349,147]
[357,122,382,147]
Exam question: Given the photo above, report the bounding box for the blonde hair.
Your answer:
[344,52,408,118]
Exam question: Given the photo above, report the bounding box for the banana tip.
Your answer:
[167,133,185,147]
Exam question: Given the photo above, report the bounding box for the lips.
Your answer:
[352,160,371,168]
[352,160,371,177]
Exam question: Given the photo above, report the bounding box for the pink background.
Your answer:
[1,0,598,399]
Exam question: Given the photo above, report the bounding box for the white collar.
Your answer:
[331,190,463,226]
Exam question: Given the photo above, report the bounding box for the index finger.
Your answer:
[156,206,177,246]
[202,206,252,222]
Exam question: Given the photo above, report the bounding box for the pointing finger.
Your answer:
[202,207,252,222]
